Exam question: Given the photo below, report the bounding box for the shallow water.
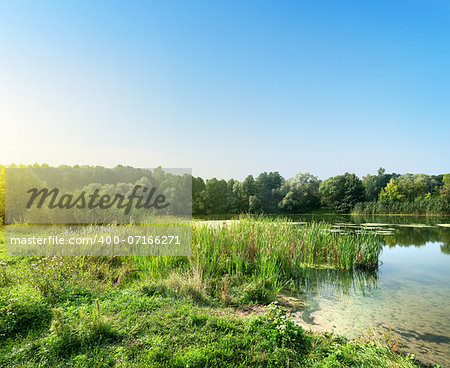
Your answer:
[196,214,450,365]
[289,215,450,367]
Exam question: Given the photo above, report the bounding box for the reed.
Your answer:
[191,216,382,277]
[134,216,382,300]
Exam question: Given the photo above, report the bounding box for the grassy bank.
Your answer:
[0,256,428,367]
[0,220,438,367]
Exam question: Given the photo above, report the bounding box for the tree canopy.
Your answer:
[0,164,449,221]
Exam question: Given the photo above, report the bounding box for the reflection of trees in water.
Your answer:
[294,267,379,301]
[349,214,450,226]
[383,227,450,251]
[286,214,450,255]
[441,243,450,255]
[290,214,449,226]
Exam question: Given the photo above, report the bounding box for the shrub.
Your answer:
[248,303,311,366]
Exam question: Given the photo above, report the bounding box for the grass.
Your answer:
[136,217,382,304]
[0,270,426,367]
[0,219,438,367]
[352,198,450,215]
[194,217,382,271]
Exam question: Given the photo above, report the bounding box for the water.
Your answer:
[196,214,450,365]
[287,215,450,367]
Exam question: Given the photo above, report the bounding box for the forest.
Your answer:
[1,165,449,222]
[193,167,450,215]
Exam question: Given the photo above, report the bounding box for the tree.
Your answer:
[319,173,364,213]
[192,177,206,215]
[441,174,450,199]
[253,172,284,213]
[340,173,365,213]
[363,168,385,201]
[3,168,46,222]
[278,173,321,213]
[379,178,403,202]
[319,175,345,209]
[249,195,261,212]
[235,175,255,212]
[203,178,229,214]
[0,165,4,222]
[226,179,241,214]
[362,167,399,202]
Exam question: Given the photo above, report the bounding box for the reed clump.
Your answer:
[136,216,382,304]
[192,216,382,277]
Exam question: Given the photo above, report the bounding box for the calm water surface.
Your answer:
[289,215,450,367]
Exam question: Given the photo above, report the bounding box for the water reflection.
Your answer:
[441,243,450,255]
[295,267,379,301]
[383,227,450,250]
[300,217,450,255]
[288,215,450,367]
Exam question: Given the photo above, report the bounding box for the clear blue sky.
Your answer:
[1,0,449,180]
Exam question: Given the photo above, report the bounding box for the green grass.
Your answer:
[136,217,382,304]
[193,217,382,271]
[0,271,426,367]
[0,220,437,367]
[352,198,450,215]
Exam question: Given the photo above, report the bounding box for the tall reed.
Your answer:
[133,217,383,302]
[191,217,382,279]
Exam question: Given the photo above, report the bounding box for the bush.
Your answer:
[248,303,311,366]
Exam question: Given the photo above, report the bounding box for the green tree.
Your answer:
[226,178,241,213]
[278,173,321,213]
[319,175,345,209]
[3,168,45,222]
[397,174,421,201]
[235,175,255,212]
[319,173,364,213]
[362,167,394,201]
[192,177,206,215]
[441,173,450,199]
[379,178,403,202]
[253,172,284,213]
[203,178,229,214]
[340,173,365,213]
[0,164,4,222]
[248,195,261,212]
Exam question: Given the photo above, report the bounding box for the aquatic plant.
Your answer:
[135,216,382,304]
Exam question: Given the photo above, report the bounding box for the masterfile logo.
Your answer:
[5,167,192,224]
[25,185,170,215]
[4,167,192,257]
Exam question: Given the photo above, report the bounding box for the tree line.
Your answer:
[0,164,191,223]
[1,165,449,222]
[193,167,450,215]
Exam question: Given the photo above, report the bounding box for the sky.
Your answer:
[1,0,449,180]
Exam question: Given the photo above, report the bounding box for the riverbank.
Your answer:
[0,257,431,367]
[0,221,442,367]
